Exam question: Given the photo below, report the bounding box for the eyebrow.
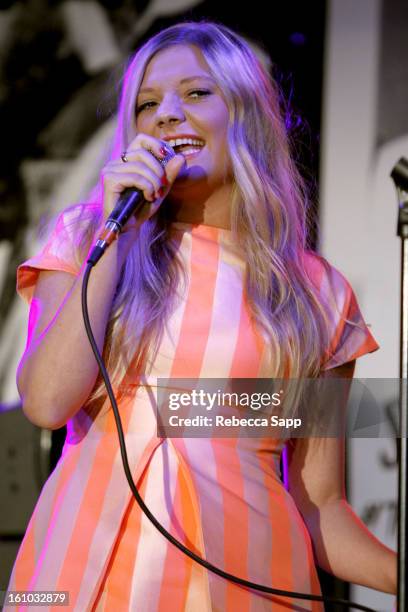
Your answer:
[139,75,216,94]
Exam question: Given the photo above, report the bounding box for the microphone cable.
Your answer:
[82,260,379,612]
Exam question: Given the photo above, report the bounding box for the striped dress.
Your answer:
[7,210,379,611]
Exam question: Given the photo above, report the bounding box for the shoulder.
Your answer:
[51,202,102,238]
[45,202,102,262]
[17,202,102,304]
[302,250,349,286]
[301,250,354,311]
[300,252,380,369]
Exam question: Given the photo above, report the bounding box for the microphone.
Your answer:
[87,143,175,266]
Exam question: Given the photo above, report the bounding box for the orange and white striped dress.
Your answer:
[8,211,379,611]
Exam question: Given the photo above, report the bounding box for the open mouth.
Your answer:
[166,137,205,156]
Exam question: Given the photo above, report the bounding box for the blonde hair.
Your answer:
[69,21,332,405]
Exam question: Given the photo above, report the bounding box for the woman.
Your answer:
[8,21,396,611]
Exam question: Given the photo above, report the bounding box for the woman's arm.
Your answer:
[17,135,185,430]
[17,230,135,429]
[286,360,397,594]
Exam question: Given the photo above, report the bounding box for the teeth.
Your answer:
[179,147,201,155]
[167,137,204,148]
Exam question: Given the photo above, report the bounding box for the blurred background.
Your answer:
[0,0,406,609]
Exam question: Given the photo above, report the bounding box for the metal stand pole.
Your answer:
[390,157,408,612]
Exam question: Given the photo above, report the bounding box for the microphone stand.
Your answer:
[390,157,408,612]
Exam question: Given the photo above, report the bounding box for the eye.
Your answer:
[188,89,212,99]
[135,100,157,114]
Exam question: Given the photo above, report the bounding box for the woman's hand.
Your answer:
[101,133,185,231]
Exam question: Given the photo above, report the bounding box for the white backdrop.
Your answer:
[320,0,401,609]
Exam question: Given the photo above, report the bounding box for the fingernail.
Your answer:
[159,146,167,158]
[158,186,166,198]
[161,175,168,186]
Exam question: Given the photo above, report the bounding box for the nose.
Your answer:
[156,94,185,127]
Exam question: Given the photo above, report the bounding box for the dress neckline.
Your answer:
[170,221,233,239]
[169,221,246,259]
[170,220,231,230]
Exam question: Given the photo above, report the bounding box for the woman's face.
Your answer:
[135,44,232,198]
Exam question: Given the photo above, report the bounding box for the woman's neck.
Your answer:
[166,182,234,230]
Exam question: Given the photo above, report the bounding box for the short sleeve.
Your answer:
[304,253,379,371]
[17,204,99,304]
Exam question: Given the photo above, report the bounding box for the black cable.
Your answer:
[82,260,379,612]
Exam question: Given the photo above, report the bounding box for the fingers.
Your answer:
[103,168,156,203]
[127,133,169,162]
[104,159,162,200]
[120,147,164,177]
[102,145,163,219]
[101,134,186,226]
[165,154,187,184]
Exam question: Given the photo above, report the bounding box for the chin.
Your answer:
[175,164,208,184]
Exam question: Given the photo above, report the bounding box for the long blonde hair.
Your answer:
[68,21,332,404]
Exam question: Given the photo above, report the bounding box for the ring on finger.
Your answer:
[121,151,129,163]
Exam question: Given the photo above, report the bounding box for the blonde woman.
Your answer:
[8,21,396,611]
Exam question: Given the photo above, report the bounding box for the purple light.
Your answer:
[282,445,289,489]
